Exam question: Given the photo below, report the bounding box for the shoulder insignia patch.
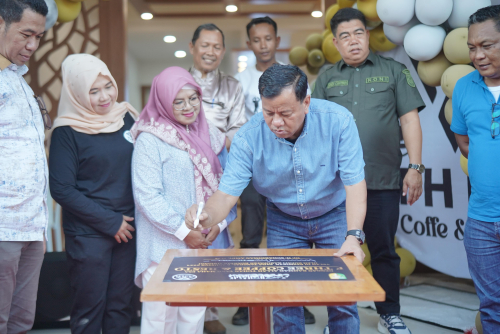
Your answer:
[402,69,416,88]
[365,76,389,84]
[327,80,348,89]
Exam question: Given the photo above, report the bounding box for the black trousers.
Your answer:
[240,180,267,248]
[65,234,136,334]
[363,189,401,315]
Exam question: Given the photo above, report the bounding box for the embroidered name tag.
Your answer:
[366,76,389,84]
[327,80,348,88]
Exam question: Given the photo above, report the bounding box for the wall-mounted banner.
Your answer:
[382,46,470,279]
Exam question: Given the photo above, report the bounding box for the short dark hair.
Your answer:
[468,5,500,32]
[0,0,48,28]
[191,23,225,47]
[246,16,277,39]
[330,7,367,37]
[259,64,308,103]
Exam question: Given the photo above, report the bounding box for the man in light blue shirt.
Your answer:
[451,5,500,332]
[186,64,367,333]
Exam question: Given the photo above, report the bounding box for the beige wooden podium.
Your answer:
[141,248,385,334]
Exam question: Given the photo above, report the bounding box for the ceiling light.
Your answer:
[238,62,247,68]
[175,50,187,58]
[311,11,323,18]
[226,5,238,12]
[163,35,176,43]
[238,55,248,62]
[141,13,153,20]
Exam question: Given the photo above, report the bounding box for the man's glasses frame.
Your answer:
[34,95,52,130]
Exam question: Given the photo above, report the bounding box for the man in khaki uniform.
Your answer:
[312,8,425,334]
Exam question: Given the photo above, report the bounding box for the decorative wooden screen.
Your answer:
[26,0,100,122]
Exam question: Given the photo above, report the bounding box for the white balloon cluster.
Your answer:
[377,0,491,61]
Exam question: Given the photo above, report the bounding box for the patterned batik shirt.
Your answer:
[0,56,48,241]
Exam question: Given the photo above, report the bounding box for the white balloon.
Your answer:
[383,17,420,45]
[352,2,357,10]
[448,0,492,29]
[404,24,447,61]
[416,0,453,26]
[44,0,58,31]
[377,0,415,27]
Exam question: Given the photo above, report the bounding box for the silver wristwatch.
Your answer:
[408,163,425,174]
[346,229,365,245]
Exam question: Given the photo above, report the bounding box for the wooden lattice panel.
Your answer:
[26,0,100,123]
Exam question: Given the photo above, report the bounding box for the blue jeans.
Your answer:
[266,201,360,334]
[464,217,500,333]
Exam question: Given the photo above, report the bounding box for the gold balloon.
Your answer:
[460,154,468,177]
[369,25,396,52]
[417,52,453,87]
[357,0,380,22]
[444,28,470,64]
[338,0,356,9]
[55,0,81,23]
[67,0,84,2]
[322,33,342,64]
[361,243,371,267]
[396,248,416,278]
[324,4,340,29]
[307,63,320,75]
[441,65,475,98]
[445,99,453,125]
[308,49,325,68]
[476,311,483,334]
[322,28,331,39]
[306,33,324,51]
[394,236,399,248]
[289,46,309,66]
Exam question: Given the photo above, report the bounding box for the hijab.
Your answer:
[130,66,226,203]
[52,54,139,134]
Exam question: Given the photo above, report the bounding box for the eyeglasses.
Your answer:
[173,95,201,111]
[491,103,500,138]
[34,95,52,130]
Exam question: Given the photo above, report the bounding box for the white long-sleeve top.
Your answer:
[0,55,48,241]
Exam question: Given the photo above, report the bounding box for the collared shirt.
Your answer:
[312,52,425,190]
[451,70,500,222]
[0,55,48,241]
[189,67,246,140]
[218,98,365,219]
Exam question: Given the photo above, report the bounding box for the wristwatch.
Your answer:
[346,229,365,245]
[408,163,425,174]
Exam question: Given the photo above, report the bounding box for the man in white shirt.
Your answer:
[232,16,316,326]
[0,0,49,333]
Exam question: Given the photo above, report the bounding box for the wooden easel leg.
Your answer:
[249,306,271,334]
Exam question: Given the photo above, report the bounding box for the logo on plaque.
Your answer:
[172,274,197,281]
[329,273,347,280]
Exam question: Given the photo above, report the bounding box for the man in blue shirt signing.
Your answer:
[186,64,367,333]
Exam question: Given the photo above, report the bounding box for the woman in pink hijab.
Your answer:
[131,66,235,334]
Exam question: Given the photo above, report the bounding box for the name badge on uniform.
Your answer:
[327,80,348,89]
[123,130,133,143]
[365,76,389,84]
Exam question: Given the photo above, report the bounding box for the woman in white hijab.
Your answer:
[49,54,139,334]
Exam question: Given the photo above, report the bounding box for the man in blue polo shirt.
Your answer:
[185,64,367,334]
[451,5,500,333]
